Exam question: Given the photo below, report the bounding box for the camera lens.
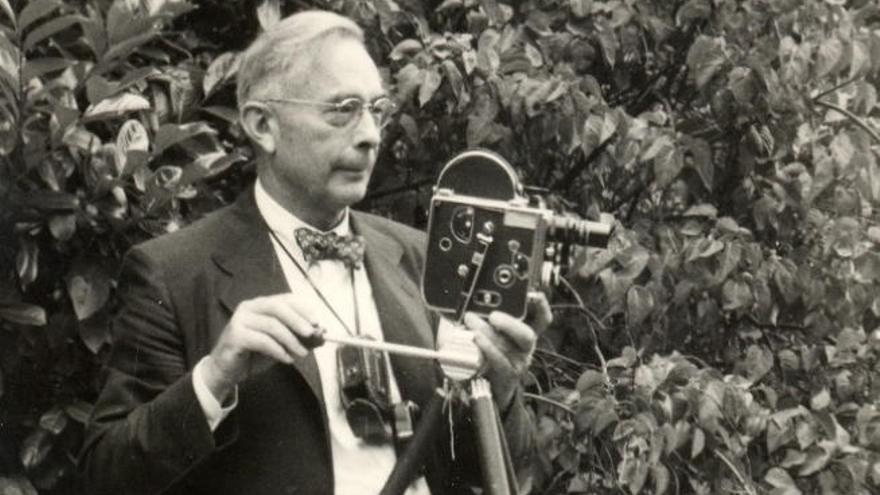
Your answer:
[547,216,612,248]
[451,206,474,243]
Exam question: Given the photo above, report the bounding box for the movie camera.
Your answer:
[421,149,612,320]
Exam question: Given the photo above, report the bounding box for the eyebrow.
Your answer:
[326,91,390,103]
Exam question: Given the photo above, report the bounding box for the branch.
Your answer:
[554,134,616,191]
[742,314,805,333]
[814,99,880,145]
[523,392,575,416]
[811,75,862,101]
[713,449,757,495]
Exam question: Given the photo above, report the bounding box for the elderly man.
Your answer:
[80,10,546,495]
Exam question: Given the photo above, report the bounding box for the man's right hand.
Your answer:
[202,294,322,403]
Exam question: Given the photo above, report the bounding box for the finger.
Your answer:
[464,312,512,353]
[526,291,553,334]
[487,311,536,353]
[463,312,491,332]
[472,332,516,376]
[239,327,296,364]
[248,295,322,339]
[247,314,309,358]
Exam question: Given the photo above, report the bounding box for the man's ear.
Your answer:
[240,102,278,154]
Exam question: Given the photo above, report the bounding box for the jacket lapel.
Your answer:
[212,189,324,405]
[352,213,438,408]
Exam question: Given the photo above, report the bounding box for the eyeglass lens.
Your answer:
[330,98,394,128]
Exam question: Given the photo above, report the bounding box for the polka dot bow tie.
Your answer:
[294,228,365,269]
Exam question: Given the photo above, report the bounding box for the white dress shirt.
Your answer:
[192,180,429,495]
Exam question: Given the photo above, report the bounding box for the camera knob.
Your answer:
[541,262,560,289]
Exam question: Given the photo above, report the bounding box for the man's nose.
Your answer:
[352,107,381,151]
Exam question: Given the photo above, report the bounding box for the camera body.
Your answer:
[421,150,611,319]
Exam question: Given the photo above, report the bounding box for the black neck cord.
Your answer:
[267,228,361,337]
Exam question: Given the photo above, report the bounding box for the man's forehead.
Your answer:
[291,37,384,98]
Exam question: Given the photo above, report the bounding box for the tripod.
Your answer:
[316,329,518,495]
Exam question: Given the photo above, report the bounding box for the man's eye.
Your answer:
[333,99,362,114]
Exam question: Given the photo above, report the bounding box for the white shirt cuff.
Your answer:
[192,356,238,431]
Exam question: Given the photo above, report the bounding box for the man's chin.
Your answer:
[328,184,369,209]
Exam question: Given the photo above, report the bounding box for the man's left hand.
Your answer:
[465,292,552,410]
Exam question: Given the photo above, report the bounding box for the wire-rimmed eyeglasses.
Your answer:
[257,96,397,129]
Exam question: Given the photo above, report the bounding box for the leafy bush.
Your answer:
[0,0,878,494]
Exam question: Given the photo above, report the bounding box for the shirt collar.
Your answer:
[254,179,351,250]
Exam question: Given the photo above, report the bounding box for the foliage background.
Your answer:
[0,0,879,493]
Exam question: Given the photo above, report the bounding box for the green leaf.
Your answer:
[153,122,217,156]
[796,420,817,449]
[19,190,79,210]
[765,467,800,493]
[395,63,422,103]
[691,427,705,458]
[814,37,843,78]
[441,59,467,107]
[106,0,141,43]
[66,261,111,321]
[23,14,79,52]
[17,0,62,35]
[854,251,880,283]
[102,30,158,64]
[83,93,150,120]
[390,39,422,61]
[685,136,713,190]
[722,279,752,311]
[798,444,832,476]
[0,303,47,326]
[715,241,742,282]
[607,346,638,368]
[683,203,717,218]
[686,36,727,89]
[598,25,620,68]
[848,40,870,78]
[20,429,52,470]
[39,407,68,435]
[48,214,76,241]
[466,89,499,147]
[64,401,92,424]
[676,0,711,25]
[256,0,280,31]
[202,51,240,98]
[21,57,74,81]
[653,145,683,188]
[626,285,654,327]
[419,66,442,107]
[78,9,106,56]
[773,260,799,305]
[0,30,21,89]
[780,449,807,468]
[0,0,15,28]
[479,0,502,26]
[651,464,670,495]
[618,449,649,494]
[743,344,773,383]
[116,119,149,174]
[201,105,238,124]
[191,149,246,179]
[778,349,800,371]
[576,369,606,395]
[829,132,853,170]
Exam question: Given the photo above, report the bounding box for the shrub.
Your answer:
[0,0,878,494]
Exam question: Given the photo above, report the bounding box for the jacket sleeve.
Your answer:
[78,247,236,495]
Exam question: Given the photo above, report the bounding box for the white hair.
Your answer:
[236,10,364,106]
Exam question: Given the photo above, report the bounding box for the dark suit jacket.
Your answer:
[79,188,535,495]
